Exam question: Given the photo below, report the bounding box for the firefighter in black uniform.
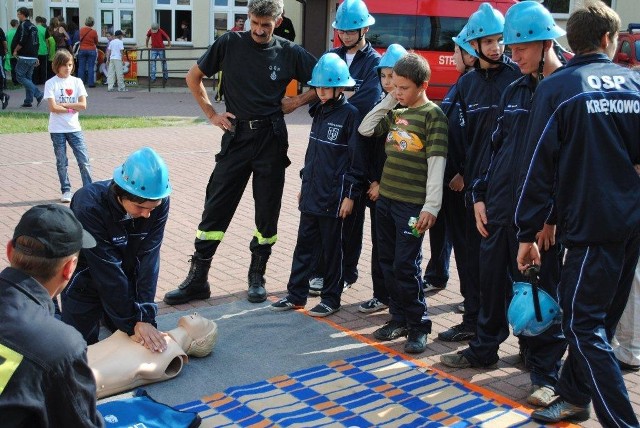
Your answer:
[163,0,317,305]
[516,3,640,425]
[0,205,103,427]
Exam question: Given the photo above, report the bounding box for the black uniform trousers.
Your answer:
[195,116,289,258]
[285,213,344,309]
[462,204,482,329]
[342,194,366,284]
[376,196,431,333]
[441,187,467,300]
[522,243,567,389]
[368,200,388,304]
[555,234,640,428]
[423,187,453,287]
[464,224,567,383]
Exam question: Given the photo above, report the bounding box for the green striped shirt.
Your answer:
[375,101,448,204]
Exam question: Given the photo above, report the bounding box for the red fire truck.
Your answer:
[335,0,514,100]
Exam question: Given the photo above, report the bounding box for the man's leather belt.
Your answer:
[237,118,270,130]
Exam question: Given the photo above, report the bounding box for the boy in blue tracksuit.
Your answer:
[61,148,172,352]
[271,53,363,317]
[357,44,407,314]
[438,3,521,344]
[516,3,640,425]
[431,26,477,334]
[308,0,381,294]
[441,2,568,408]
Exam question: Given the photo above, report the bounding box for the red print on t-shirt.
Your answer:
[65,88,73,96]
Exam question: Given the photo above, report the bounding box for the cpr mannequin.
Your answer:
[88,312,218,399]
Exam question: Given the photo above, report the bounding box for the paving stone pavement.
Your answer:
[0,86,637,427]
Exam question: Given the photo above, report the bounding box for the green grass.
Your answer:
[0,112,205,134]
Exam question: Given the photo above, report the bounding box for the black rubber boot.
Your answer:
[247,253,268,303]
[163,254,212,305]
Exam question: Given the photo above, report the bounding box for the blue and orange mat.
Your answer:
[175,350,545,427]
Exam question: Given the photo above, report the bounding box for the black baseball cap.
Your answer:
[12,204,96,258]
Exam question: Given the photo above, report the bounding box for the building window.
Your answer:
[99,0,135,39]
[155,0,192,43]
[212,0,247,40]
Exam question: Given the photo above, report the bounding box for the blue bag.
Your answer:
[98,389,201,428]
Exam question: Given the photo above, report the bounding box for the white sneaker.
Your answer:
[60,191,73,203]
[308,277,324,296]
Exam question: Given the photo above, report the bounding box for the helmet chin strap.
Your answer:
[536,41,546,83]
[339,29,363,50]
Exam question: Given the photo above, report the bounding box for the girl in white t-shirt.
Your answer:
[44,50,93,203]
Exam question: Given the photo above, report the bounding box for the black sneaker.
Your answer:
[308,302,339,317]
[20,103,33,108]
[36,94,43,107]
[271,297,304,312]
[1,94,9,110]
[373,320,408,341]
[404,329,428,353]
[531,399,590,423]
[358,298,388,314]
[438,323,476,342]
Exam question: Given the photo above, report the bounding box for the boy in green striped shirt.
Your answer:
[358,53,448,353]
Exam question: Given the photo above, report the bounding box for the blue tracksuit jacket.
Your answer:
[472,75,544,226]
[457,56,521,190]
[67,180,170,334]
[516,53,640,245]
[299,95,364,217]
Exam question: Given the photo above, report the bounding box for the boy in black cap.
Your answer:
[0,204,103,427]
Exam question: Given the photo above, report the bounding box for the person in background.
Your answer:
[33,16,49,85]
[0,25,9,109]
[177,21,191,42]
[11,7,44,108]
[0,204,103,427]
[230,16,245,32]
[43,49,93,203]
[106,30,127,92]
[146,23,171,84]
[273,9,295,42]
[515,2,640,425]
[50,17,70,52]
[77,16,99,88]
[5,19,20,86]
[61,147,172,352]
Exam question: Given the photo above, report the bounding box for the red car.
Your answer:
[614,23,640,68]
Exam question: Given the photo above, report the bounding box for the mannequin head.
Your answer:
[177,313,218,357]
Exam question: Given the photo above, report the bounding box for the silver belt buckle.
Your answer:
[249,120,260,130]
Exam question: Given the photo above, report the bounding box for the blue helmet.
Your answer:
[113,147,172,200]
[332,0,375,31]
[508,281,562,336]
[465,3,505,42]
[452,25,478,58]
[503,1,566,45]
[308,53,356,87]
[375,44,408,70]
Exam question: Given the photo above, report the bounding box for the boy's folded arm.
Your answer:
[358,93,397,137]
[422,156,446,217]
